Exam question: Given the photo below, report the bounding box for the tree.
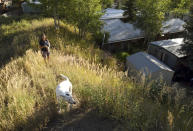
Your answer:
[64,0,102,38]
[100,0,113,9]
[122,0,137,22]
[180,5,193,70]
[38,0,103,38]
[136,0,170,42]
[38,0,66,29]
[123,0,170,42]
[169,0,191,17]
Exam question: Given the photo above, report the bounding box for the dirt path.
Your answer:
[43,108,128,131]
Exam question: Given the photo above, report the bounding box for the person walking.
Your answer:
[39,33,50,62]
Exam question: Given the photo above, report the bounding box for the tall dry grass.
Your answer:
[0,49,192,130]
[0,15,118,69]
[0,16,192,130]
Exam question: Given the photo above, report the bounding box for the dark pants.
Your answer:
[41,48,50,58]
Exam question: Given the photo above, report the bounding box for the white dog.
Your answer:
[56,74,76,105]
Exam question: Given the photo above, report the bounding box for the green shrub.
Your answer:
[93,31,110,46]
[116,52,130,62]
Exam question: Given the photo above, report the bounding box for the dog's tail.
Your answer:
[60,74,69,81]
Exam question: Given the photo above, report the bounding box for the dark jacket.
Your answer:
[39,40,50,51]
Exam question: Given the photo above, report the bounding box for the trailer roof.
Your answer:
[126,52,174,75]
[150,38,186,58]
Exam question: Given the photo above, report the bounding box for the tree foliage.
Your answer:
[123,0,190,42]
[38,0,103,38]
[100,0,113,9]
[123,0,170,42]
[136,0,171,41]
[66,0,102,38]
[169,0,191,17]
[181,5,193,69]
[122,0,137,22]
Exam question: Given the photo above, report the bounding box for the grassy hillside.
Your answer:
[0,16,192,131]
[0,15,118,69]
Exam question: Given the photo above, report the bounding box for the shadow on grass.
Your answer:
[44,109,128,131]
[0,17,79,68]
[12,98,58,131]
